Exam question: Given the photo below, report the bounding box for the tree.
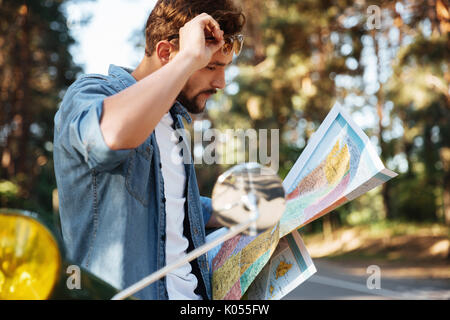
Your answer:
[201,0,449,225]
[0,0,82,214]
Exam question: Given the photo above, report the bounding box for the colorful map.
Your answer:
[245,229,316,300]
[208,103,397,300]
[207,224,280,300]
[280,104,397,237]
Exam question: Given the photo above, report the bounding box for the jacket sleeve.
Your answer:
[56,76,132,172]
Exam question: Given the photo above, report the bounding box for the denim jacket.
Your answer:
[53,64,212,300]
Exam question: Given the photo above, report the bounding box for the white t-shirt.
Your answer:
[154,112,202,300]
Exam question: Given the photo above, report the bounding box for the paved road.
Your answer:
[283,259,450,300]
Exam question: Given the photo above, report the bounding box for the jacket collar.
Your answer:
[170,100,192,124]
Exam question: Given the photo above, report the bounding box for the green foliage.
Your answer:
[389,175,439,222]
[0,0,83,217]
[198,0,449,228]
[1,0,448,228]
[385,32,449,223]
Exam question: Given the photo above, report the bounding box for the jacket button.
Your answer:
[194,228,199,235]
[162,197,166,203]
[159,162,162,169]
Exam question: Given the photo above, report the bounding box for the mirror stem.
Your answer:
[243,192,259,236]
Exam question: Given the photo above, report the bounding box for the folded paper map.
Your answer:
[244,229,316,300]
[206,103,398,300]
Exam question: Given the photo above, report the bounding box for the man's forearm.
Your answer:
[100,53,195,151]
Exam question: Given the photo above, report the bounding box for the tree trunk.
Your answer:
[16,4,31,173]
[444,179,450,226]
[440,148,450,225]
[323,215,333,241]
[372,29,392,220]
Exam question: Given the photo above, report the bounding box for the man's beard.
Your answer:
[177,89,216,114]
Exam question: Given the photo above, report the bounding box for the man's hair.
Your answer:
[144,0,246,56]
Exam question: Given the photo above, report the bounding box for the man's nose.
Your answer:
[211,71,226,90]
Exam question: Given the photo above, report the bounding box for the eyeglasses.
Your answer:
[167,34,244,57]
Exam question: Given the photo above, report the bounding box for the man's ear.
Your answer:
[156,40,177,65]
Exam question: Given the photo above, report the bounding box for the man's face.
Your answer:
[176,50,233,114]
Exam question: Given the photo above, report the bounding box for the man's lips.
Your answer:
[199,90,217,99]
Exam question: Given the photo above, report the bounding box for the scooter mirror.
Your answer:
[211,162,286,234]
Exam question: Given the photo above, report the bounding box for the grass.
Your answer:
[365,220,450,238]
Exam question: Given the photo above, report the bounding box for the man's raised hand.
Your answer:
[178,13,225,72]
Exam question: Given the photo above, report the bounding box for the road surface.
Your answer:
[283,258,450,300]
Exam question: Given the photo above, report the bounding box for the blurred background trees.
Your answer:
[0,0,81,214]
[0,0,449,230]
[194,0,449,229]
